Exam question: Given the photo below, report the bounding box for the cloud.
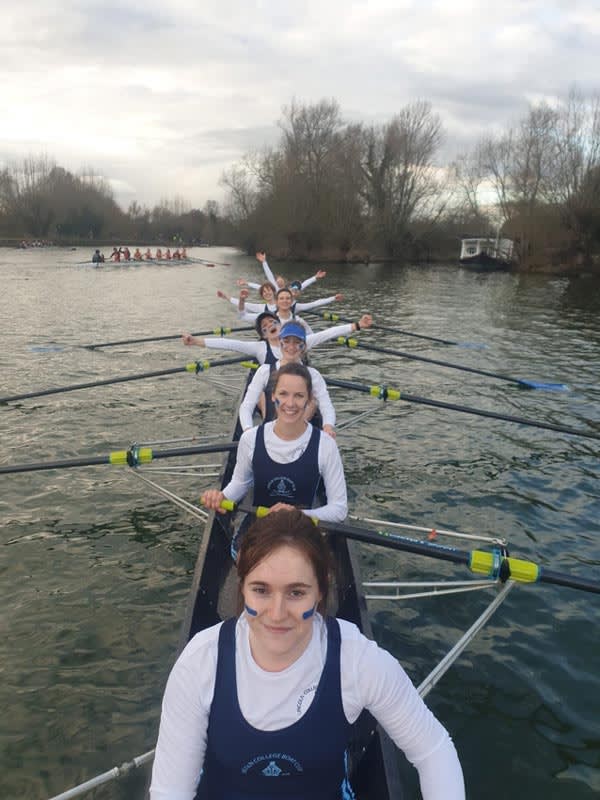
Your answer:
[1,0,597,208]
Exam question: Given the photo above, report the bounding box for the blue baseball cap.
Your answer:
[279,322,306,341]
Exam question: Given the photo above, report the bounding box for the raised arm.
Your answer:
[256,251,278,290]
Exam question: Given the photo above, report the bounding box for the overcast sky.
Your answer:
[2,1,598,211]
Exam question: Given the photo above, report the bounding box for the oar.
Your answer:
[82,325,255,350]
[0,356,249,404]
[334,336,569,391]
[188,257,231,266]
[304,310,486,349]
[324,376,600,440]
[0,441,238,476]
[322,519,600,595]
[220,503,600,595]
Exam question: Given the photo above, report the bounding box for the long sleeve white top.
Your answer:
[150,614,465,800]
[239,363,336,430]
[203,338,281,364]
[237,309,314,334]
[229,296,277,313]
[203,323,351,366]
[222,422,347,522]
[292,295,338,312]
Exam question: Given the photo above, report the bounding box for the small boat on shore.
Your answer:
[459,236,515,272]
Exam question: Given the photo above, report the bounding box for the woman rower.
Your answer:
[238,321,343,436]
[145,248,153,260]
[255,249,327,294]
[182,311,372,367]
[239,286,344,335]
[218,281,277,314]
[155,247,163,260]
[149,509,465,800]
[201,363,347,523]
[133,247,143,261]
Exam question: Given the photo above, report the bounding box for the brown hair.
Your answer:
[259,281,276,298]
[271,362,313,397]
[276,287,293,301]
[237,509,332,614]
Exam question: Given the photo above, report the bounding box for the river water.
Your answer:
[1,247,599,799]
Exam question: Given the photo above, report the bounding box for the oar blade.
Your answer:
[517,379,570,391]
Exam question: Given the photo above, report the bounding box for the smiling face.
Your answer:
[276,290,293,312]
[259,283,275,302]
[280,335,305,362]
[272,372,311,424]
[242,544,321,670]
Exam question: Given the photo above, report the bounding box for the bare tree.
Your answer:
[360,100,443,256]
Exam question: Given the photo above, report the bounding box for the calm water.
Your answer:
[1,248,599,799]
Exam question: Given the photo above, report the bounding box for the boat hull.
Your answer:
[459,253,512,272]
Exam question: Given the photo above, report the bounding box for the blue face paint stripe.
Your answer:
[302,603,317,620]
[244,604,258,617]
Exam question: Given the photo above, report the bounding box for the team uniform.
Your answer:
[229,297,278,314]
[221,421,346,522]
[150,614,465,800]
[202,322,354,368]
[239,362,335,431]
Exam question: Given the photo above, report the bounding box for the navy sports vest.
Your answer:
[263,340,277,366]
[196,616,354,799]
[252,423,321,508]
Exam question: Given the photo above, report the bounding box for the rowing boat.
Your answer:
[158,372,404,799]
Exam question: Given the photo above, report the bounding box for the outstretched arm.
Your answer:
[305,314,373,350]
[182,332,206,347]
[294,294,343,312]
[300,270,327,290]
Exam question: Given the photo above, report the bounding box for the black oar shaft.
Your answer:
[0,442,238,475]
[320,520,600,595]
[305,311,463,346]
[321,519,469,566]
[0,356,248,404]
[84,326,254,350]
[400,391,598,439]
[342,340,522,384]
[324,377,600,440]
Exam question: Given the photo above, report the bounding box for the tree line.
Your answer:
[221,91,600,270]
[0,157,233,246]
[2,89,599,270]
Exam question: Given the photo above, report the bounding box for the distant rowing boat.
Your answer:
[80,257,213,267]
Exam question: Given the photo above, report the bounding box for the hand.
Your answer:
[201,489,227,513]
[316,270,327,279]
[268,502,297,514]
[216,290,228,300]
[322,424,336,439]
[255,252,266,263]
[239,288,249,299]
[358,313,373,329]
[182,332,195,346]
[334,293,344,302]
[236,278,248,286]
